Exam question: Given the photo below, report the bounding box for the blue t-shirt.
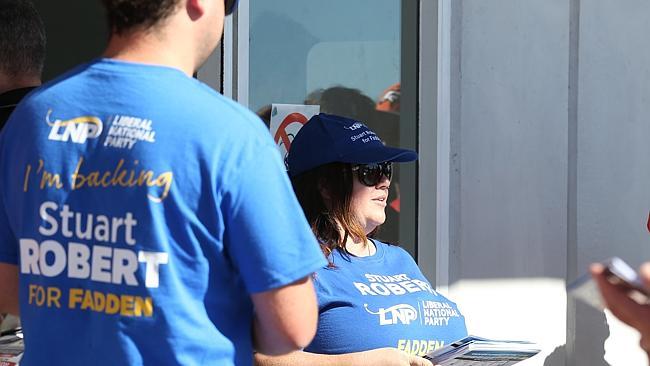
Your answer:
[306,240,467,357]
[0,59,326,366]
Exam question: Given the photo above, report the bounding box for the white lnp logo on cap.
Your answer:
[343,122,364,131]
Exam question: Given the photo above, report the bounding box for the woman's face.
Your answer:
[350,169,390,234]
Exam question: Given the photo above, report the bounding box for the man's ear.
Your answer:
[186,0,206,20]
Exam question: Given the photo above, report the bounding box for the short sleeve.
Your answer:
[222,139,326,294]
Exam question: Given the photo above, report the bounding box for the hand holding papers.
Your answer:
[424,335,540,366]
[0,328,23,366]
[568,257,650,309]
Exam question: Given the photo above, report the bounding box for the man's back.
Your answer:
[0,59,325,365]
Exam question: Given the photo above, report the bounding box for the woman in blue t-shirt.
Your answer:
[255,113,468,366]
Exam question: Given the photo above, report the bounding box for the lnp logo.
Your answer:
[46,109,103,144]
[344,122,364,131]
[364,303,418,325]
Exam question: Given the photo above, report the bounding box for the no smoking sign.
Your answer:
[269,104,320,159]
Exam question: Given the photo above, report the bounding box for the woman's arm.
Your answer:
[254,348,433,366]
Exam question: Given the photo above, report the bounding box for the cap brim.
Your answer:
[339,145,418,165]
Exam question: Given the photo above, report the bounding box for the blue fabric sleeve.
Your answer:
[222,139,326,294]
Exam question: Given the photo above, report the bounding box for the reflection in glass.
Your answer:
[249,0,410,246]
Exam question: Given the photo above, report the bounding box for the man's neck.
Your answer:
[103,21,197,76]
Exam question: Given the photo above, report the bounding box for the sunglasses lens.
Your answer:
[357,162,392,186]
[384,162,392,181]
[360,165,381,186]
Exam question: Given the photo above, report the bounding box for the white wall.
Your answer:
[438,0,650,365]
[576,1,650,364]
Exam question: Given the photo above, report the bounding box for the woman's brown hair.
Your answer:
[291,162,378,264]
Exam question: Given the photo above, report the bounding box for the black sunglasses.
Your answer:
[225,0,238,15]
[352,162,393,187]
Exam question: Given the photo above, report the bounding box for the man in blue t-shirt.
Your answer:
[0,1,326,365]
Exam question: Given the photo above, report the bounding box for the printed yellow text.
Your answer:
[397,339,445,356]
[68,288,153,317]
[71,157,173,202]
[28,284,62,308]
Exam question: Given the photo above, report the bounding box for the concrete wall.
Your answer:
[576,1,650,365]
[443,0,650,365]
[450,0,568,281]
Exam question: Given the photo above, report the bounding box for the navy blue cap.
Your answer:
[225,0,239,15]
[287,113,418,177]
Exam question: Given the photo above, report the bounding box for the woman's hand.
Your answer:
[356,347,434,366]
[254,347,435,366]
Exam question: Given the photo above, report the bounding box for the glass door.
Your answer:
[245,0,419,255]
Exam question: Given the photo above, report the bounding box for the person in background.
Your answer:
[376,82,400,114]
[591,261,650,362]
[0,0,325,365]
[255,113,468,366]
[0,0,46,129]
[0,0,46,334]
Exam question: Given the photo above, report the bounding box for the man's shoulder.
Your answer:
[188,90,270,137]
[29,61,266,130]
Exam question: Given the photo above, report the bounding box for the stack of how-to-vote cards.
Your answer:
[424,335,540,366]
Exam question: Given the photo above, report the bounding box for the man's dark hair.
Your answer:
[101,0,181,35]
[0,0,46,78]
